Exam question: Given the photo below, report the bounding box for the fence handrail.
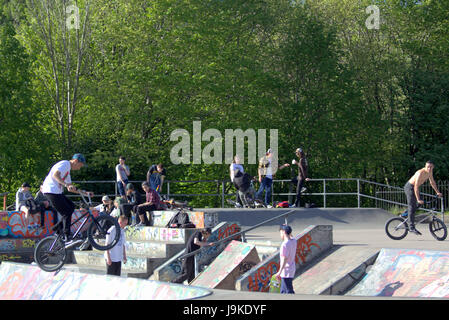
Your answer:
[177,209,295,261]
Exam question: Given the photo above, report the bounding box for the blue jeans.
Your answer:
[256,177,272,205]
[149,174,161,194]
[280,278,294,294]
[117,179,128,197]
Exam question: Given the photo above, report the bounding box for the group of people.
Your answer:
[115,156,166,198]
[230,147,310,208]
[13,150,444,284]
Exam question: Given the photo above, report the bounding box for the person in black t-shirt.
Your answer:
[119,183,143,223]
[172,228,214,284]
[146,163,166,194]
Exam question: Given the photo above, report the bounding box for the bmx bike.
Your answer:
[385,196,446,241]
[34,192,121,272]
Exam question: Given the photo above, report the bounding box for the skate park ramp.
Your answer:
[0,262,212,300]
[293,245,380,295]
[346,248,449,298]
[191,240,261,290]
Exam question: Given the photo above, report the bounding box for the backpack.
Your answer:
[234,170,251,192]
[276,201,290,208]
[166,211,196,228]
[25,198,40,214]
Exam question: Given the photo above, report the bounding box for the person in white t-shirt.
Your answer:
[42,153,93,241]
[104,215,128,276]
[115,156,130,197]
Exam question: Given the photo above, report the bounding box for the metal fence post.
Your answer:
[357,179,361,208]
[323,179,327,208]
[222,181,225,208]
[167,181,170,200]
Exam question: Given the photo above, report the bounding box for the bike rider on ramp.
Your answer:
[404,160,443,235]
[42,153,94,241]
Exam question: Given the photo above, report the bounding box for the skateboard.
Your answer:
[269,274,281,293]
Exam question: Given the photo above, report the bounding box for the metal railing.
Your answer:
[3,178,446,216]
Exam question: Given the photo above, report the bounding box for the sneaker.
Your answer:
[409,227,422,235]
[267,205,273,208]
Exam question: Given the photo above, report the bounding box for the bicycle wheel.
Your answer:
[87,215,121,251]
[385,217,408,240]
[429,217,447,241]
[34,236,67,272]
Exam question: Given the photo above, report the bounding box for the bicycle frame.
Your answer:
[49,193,101,250]
[399,197,442,228]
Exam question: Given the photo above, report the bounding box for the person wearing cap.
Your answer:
[110,197,126,219]
[94,195,114,215]
[291,148,310,207]
[119,183,143,224]
[256,149,290,207]
[116,156,130,197]
[15,182,38,227]
[275,225,297,294]
[41,153,94,241]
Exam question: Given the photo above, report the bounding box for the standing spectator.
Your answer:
[119,183,143,223]
[274,225,297,294]
[35,185,58,232]
[172,228,214,284]
[146,163,166,195]
[229,155,245,207]
[104,215,128,276]
[135,181,161,226]
[116,156,130,197]
[16,182,38,228]
[256,149,289,207]
[291,148,310,207]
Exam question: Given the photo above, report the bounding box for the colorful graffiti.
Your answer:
[151,210,218,228]
[236,225,332,292]
[347,249,449,298]
[153,222,242,282]
[247,260,279,292]
[0,262,212,300]
[0,209,100,239]
[125,226,187,243]
[191,241,260,290]
[295,233,321,264]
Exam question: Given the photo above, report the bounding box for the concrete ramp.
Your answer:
[191,240,260,290]
[293,246,379,295]
[0,262,211,300]
[346,248,449,298]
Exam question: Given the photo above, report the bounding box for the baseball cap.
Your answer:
[267,148,272,154]
[22,182,31,188]
[102,195,111,201]
[126,183,134,190]
[280,224,292,235]
[72,153,86,164]
[295,148,303,153]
